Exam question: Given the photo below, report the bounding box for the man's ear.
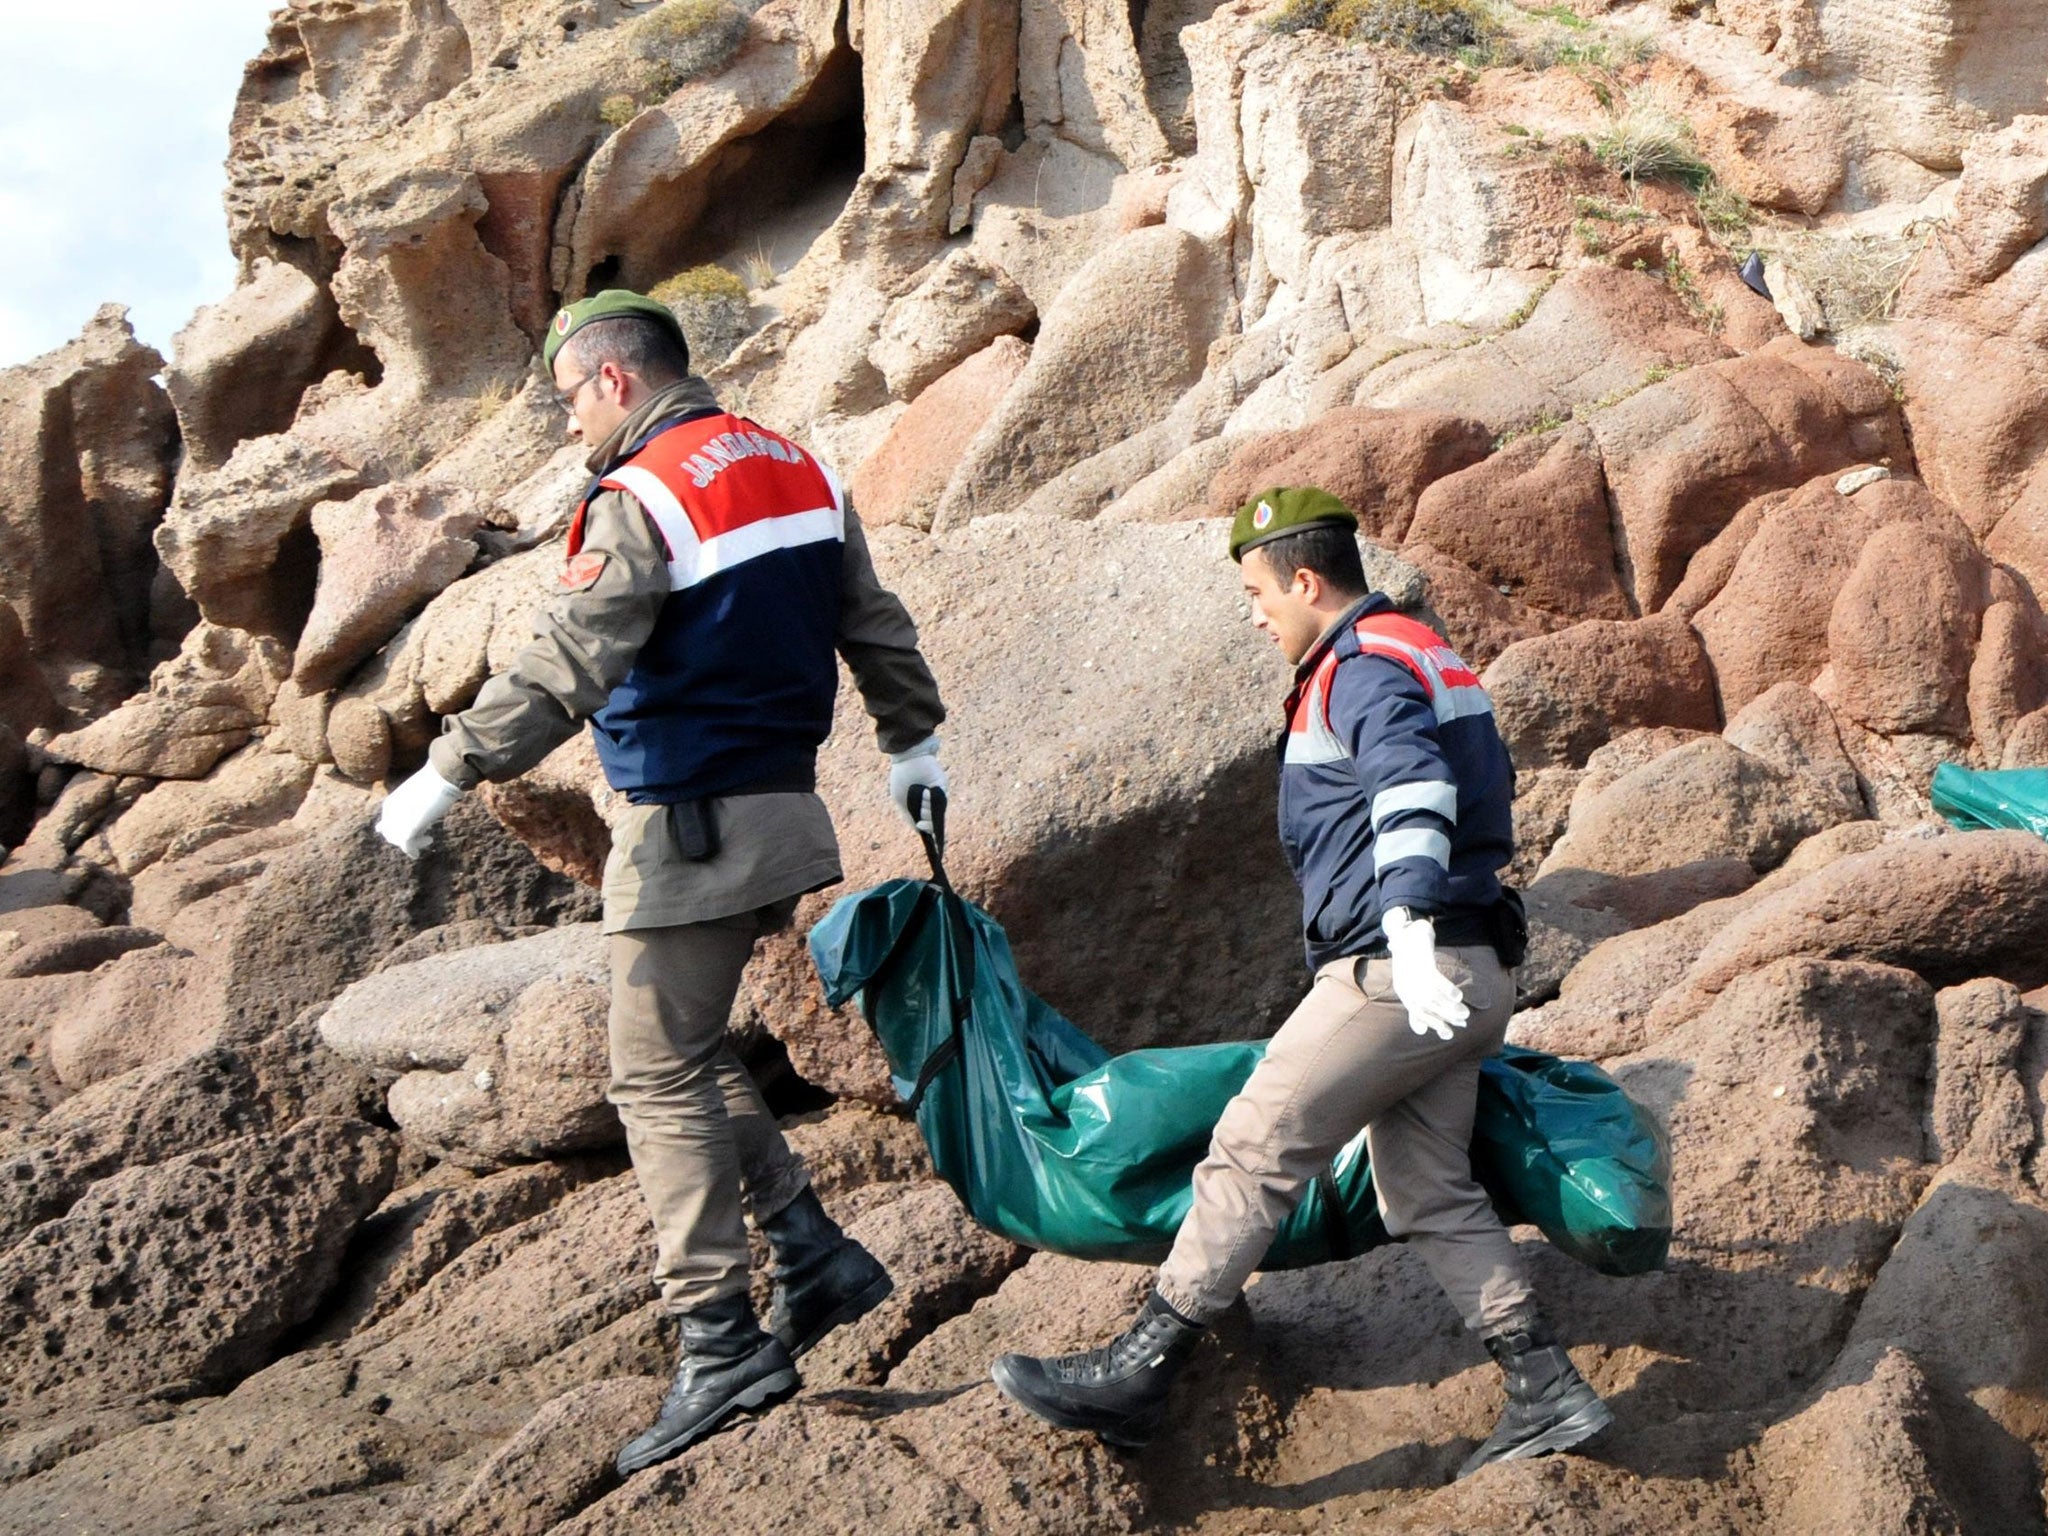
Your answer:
[1292,565,1322,605]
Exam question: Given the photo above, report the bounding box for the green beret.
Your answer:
[1228,486,1359,562]
[543,289,689,372]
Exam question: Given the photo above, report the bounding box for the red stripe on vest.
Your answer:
[569,413,833,561]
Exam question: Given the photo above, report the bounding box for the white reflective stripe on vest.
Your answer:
[1371,780,1459,828]
[1374,826,1452,874]
[605,465,701,589]
[1283,667,1349,766]
[605,465,845,592]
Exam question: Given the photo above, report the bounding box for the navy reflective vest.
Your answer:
[1277,595,1516,971]
[569,410,847,803]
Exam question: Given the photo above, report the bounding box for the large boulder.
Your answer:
[1406,425,1634,622]
[1688,474,1961,715]
[0,306,179,706]
[165,258,363,474]
[1603,958,1936,1409]
[1664,831,2048,1015]
[561,0,848,293]
[1237,29,1400,305]
[1483,612,1721,770]
[293,480,486,694]
[42,625,290,781]
[103,745,314,877]
[0,1117,395,1417]
[154,434,370,641]
[931,226,1231,528]
[1206,407,1496,545]
[1540,735,1861,880]
[1820,517,1990,738]
[45,947,225,1090]
[1589,339,1906,612]
[848,337,1032,529]
[1359,267,1735,437]
[321,923,614,1165]
[867,251,1035,402]
[217,800,598,1044]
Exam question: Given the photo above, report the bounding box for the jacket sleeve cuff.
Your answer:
[428,734,484,792]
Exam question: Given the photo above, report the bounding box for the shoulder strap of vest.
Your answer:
[566,406,724,559]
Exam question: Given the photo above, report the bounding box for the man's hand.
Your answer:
[1383,907,1469,1041]
[887,736,948,835]
[375,763,463,859]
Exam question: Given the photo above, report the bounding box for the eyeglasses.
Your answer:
[554,369,601,412]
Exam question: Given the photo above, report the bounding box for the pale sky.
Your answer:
[0,0,280,369]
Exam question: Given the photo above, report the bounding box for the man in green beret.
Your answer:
[374,289,952,1474]
[990,485,1609,1478]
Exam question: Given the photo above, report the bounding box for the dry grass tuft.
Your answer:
[631,0,750,97]
[1595,87,1712,194]
[1268,0,1495,53]
[1759,228,1933,332]
[650,265,754,368]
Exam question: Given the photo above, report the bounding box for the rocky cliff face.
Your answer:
[3,0,2048,1530]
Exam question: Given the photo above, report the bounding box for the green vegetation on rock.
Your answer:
[631,0,751,98]
[650,264,754,369]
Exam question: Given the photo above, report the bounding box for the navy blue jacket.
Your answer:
[1277,595,1516,971]
[576,408,848,803]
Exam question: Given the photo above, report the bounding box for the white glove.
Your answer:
[375,762,462,860]
[887,735,947,835]
[1383,907,1469,1041]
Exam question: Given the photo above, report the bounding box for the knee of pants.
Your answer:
[1378,1179,1501,1241]
[606,1052,731,1114]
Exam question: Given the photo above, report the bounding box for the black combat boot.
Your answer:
[761,1187,894,1356]
[989,1289,1204,1449]
[615,1292,800,1476]
[1457,1316,1613,1479]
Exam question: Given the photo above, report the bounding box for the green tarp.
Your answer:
[809,871,1671,1277]
[1932,764,2048,840]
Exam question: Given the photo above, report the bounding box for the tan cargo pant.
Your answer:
[1156,943,1535,1334]
[607,900,813,1313]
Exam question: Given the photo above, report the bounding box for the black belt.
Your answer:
[659,770,818,862]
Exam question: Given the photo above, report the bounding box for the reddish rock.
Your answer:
[1823,518,1989,737]
[1673,831,2048,1008]
[1482,612,1720,769]
[2003,704,2048,768]
[479,731,616,890]
[1207,407,1496,543]
[1541,736,1856,879]
[1986,493,2048,610]
[1402,541,1569,671]
[1590,339,1905,611]
[0,1118,395,1416]
[1968,597,2048,763]
[848,337,1029,530]
[1893,319,2048,540]
[1723,681,1867,821]
[1692,475,1959,715]
[293,480,485,694]
[1406,425,1634,622]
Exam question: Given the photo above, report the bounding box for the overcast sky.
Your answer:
[0,0,279,369]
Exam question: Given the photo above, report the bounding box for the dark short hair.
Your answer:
[560,314,691,382]
[1248,523,1368,597]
